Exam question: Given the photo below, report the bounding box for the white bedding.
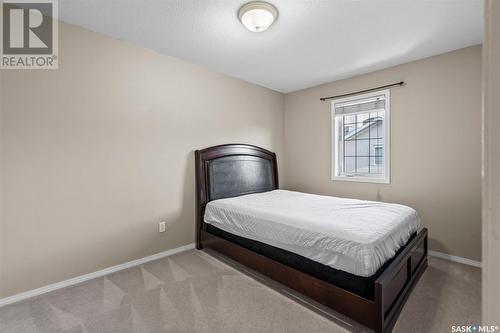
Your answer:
[204,190,421,277]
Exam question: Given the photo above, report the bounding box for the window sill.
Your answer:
[332,175,390,184]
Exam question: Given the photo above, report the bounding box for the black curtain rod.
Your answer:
[319,81,405,101]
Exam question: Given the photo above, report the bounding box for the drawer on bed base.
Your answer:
[382,235,426,315]
[410,239,426,273]
[382,260,410,314]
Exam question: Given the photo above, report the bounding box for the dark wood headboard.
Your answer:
[194,144,279,249]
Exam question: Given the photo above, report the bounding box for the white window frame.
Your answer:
[331,89,391,184]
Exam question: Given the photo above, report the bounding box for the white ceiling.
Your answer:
[58,0,483,93]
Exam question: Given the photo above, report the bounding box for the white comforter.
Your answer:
[204,190,421,277]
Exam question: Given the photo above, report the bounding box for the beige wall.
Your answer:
[0,22,483,299]
[284,46,482,261]
[0,23,284,298]
[482,0,500,325]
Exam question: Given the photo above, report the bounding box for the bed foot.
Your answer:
[374,229,428,333]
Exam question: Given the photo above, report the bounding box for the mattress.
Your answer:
[204,190,421,277]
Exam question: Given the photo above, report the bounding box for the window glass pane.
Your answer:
[370,119,380,138]
[356,113,370,130]
[356,157,370,173]
[344,138,356,156]
[375,137,383,153]
[344,124,356,137]
[340,113,384,175]
[343,157,356,174]
[369,157,382,174]
[343,114,356,125]
[379,112,384,134]
[356,135,370,156]
[374,146,383,165]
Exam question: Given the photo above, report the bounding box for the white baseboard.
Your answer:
[0,243,479,308]
[0,243,196,308]
[428,250,482,268]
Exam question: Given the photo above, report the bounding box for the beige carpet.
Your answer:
[0,249,480,333]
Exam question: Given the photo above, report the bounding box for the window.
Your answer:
[331,89,390,183]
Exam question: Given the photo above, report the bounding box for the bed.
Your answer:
[195,144,428,333]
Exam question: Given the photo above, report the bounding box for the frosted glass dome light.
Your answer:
[238,2,278,33]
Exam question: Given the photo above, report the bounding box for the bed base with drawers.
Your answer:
[195,144,428,333]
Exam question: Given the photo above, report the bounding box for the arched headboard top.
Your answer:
[194,144,279,248]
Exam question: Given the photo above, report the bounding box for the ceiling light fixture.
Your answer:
[238,1,278,33]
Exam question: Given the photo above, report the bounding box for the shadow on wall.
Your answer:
[184,151,196,245]
[162,151,196,248]
[428,238,448,256]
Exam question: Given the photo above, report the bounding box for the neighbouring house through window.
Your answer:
[375,146,383,165]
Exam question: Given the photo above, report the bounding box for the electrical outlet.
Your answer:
[159,221,166,233]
